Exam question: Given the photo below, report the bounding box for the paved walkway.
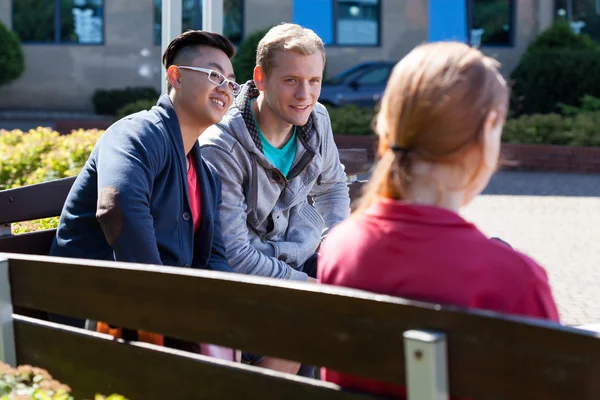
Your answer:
[462,171,600,326]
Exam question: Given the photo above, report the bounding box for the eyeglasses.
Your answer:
[177,66,241,95]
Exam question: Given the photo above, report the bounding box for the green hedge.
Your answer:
[0,21,25,87]
[0,127,103,234]
[510,49,600,115]
[0,360,125,399]
[510,21,600,115]
[92,87,159,116]
[117,99,156,119]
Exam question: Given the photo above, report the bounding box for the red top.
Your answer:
[317,198,560,399]
[187,153,202,233]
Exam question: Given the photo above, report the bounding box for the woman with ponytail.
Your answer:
[317,42,559,398]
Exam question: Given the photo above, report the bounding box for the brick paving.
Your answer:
[462,171,600,326]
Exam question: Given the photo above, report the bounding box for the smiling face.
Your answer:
[168,45,236,126]
[254,50,324,127]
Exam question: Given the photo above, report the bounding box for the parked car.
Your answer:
[319,61,396,108]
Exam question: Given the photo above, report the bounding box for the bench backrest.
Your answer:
[1,253,600,400]
[0,148,370,256]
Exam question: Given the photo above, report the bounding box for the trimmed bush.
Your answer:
[503,112,600,147]
[117,99,157,119]
[92,87,160,116]
[0,361,126,399]
[525,19,598,53]
[510,20,600,116]
[510,49,600,115]
[327,105,376,136]
[0,127,102,190]
[232,27,271,84]
[0,21,25,87]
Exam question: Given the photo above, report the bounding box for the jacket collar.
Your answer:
[234,80,316,153]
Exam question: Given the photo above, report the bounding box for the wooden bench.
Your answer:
[3,169,600,399]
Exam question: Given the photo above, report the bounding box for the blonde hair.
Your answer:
[356,41,509,212]
[256,23,326,76]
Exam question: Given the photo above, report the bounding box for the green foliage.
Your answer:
[524,19,598,53]
[558,94,600,116]
[510,20,600,116]
[92,87,159,116]
[0,127,102,234]
[510,49,600,115]
[0,361,126,399]
[232,27,272,84]
[0,128,102,190]
[503,111,600,147]
[326,105,376,136]
[0,21,25,87]
[116,99,157,119]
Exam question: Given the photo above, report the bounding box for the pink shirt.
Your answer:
[187,153,202,233]
[187,153,239,362]
[318,198,560,399]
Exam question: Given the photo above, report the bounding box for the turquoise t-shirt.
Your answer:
[250,98,297,177]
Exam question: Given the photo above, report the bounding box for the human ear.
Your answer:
[167,65,182,90]
[253,65,265,91]
[481,110,503,169]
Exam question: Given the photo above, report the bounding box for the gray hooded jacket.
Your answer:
[199,81,350,281]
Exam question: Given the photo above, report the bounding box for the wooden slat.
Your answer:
[6,253,600,399]
[0,229,55,255]
[0,177,75,224]
[13,316,377,400]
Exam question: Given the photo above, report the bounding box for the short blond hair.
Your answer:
[256,23,326,76]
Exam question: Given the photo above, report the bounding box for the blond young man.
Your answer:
[199,23,350,375]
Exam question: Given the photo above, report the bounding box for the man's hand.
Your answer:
[307,277,317,283]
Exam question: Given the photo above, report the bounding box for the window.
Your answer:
[154,0,243,45]
[355,65,392,85]
[469,0,514,46]
[13,0,104,44]
[334,0,380,46]
[555,0,600,41]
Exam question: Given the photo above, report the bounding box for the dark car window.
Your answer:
[356,66,392,85]
[325,64,372,85]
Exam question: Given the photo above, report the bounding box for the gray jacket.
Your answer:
[199,81,350,281]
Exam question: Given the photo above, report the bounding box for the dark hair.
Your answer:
[162,30,236,69]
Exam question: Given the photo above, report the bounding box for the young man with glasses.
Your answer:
[199,23,351,375]
[50,31,239,358]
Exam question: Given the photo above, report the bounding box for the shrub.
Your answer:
[0,21,25,87]
[327,105,376,136]
[0,128,102,190]
[0,361,126,399]
[524,19,598,53]
[502,112,600,147]
[116,99,156,119]
[232,27,271,84]
[0,127,102,234]
[92,87,160,116]
[510,49,600,115]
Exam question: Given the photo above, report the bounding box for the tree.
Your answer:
[0,21,25,87]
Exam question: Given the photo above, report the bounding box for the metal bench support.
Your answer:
[404,329,449,400]
[0,256,16,366]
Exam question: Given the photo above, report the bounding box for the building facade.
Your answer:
[0,0,566,111]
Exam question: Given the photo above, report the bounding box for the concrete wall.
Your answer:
[244,0,292,35]
[0,0,11,28]
[0,0,163,111]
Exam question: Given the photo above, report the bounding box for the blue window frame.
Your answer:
[468,0,515,46]
[12,0,104,44]
[154,0,244,45]
[293,0,381,47]
[333,0,381,46]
